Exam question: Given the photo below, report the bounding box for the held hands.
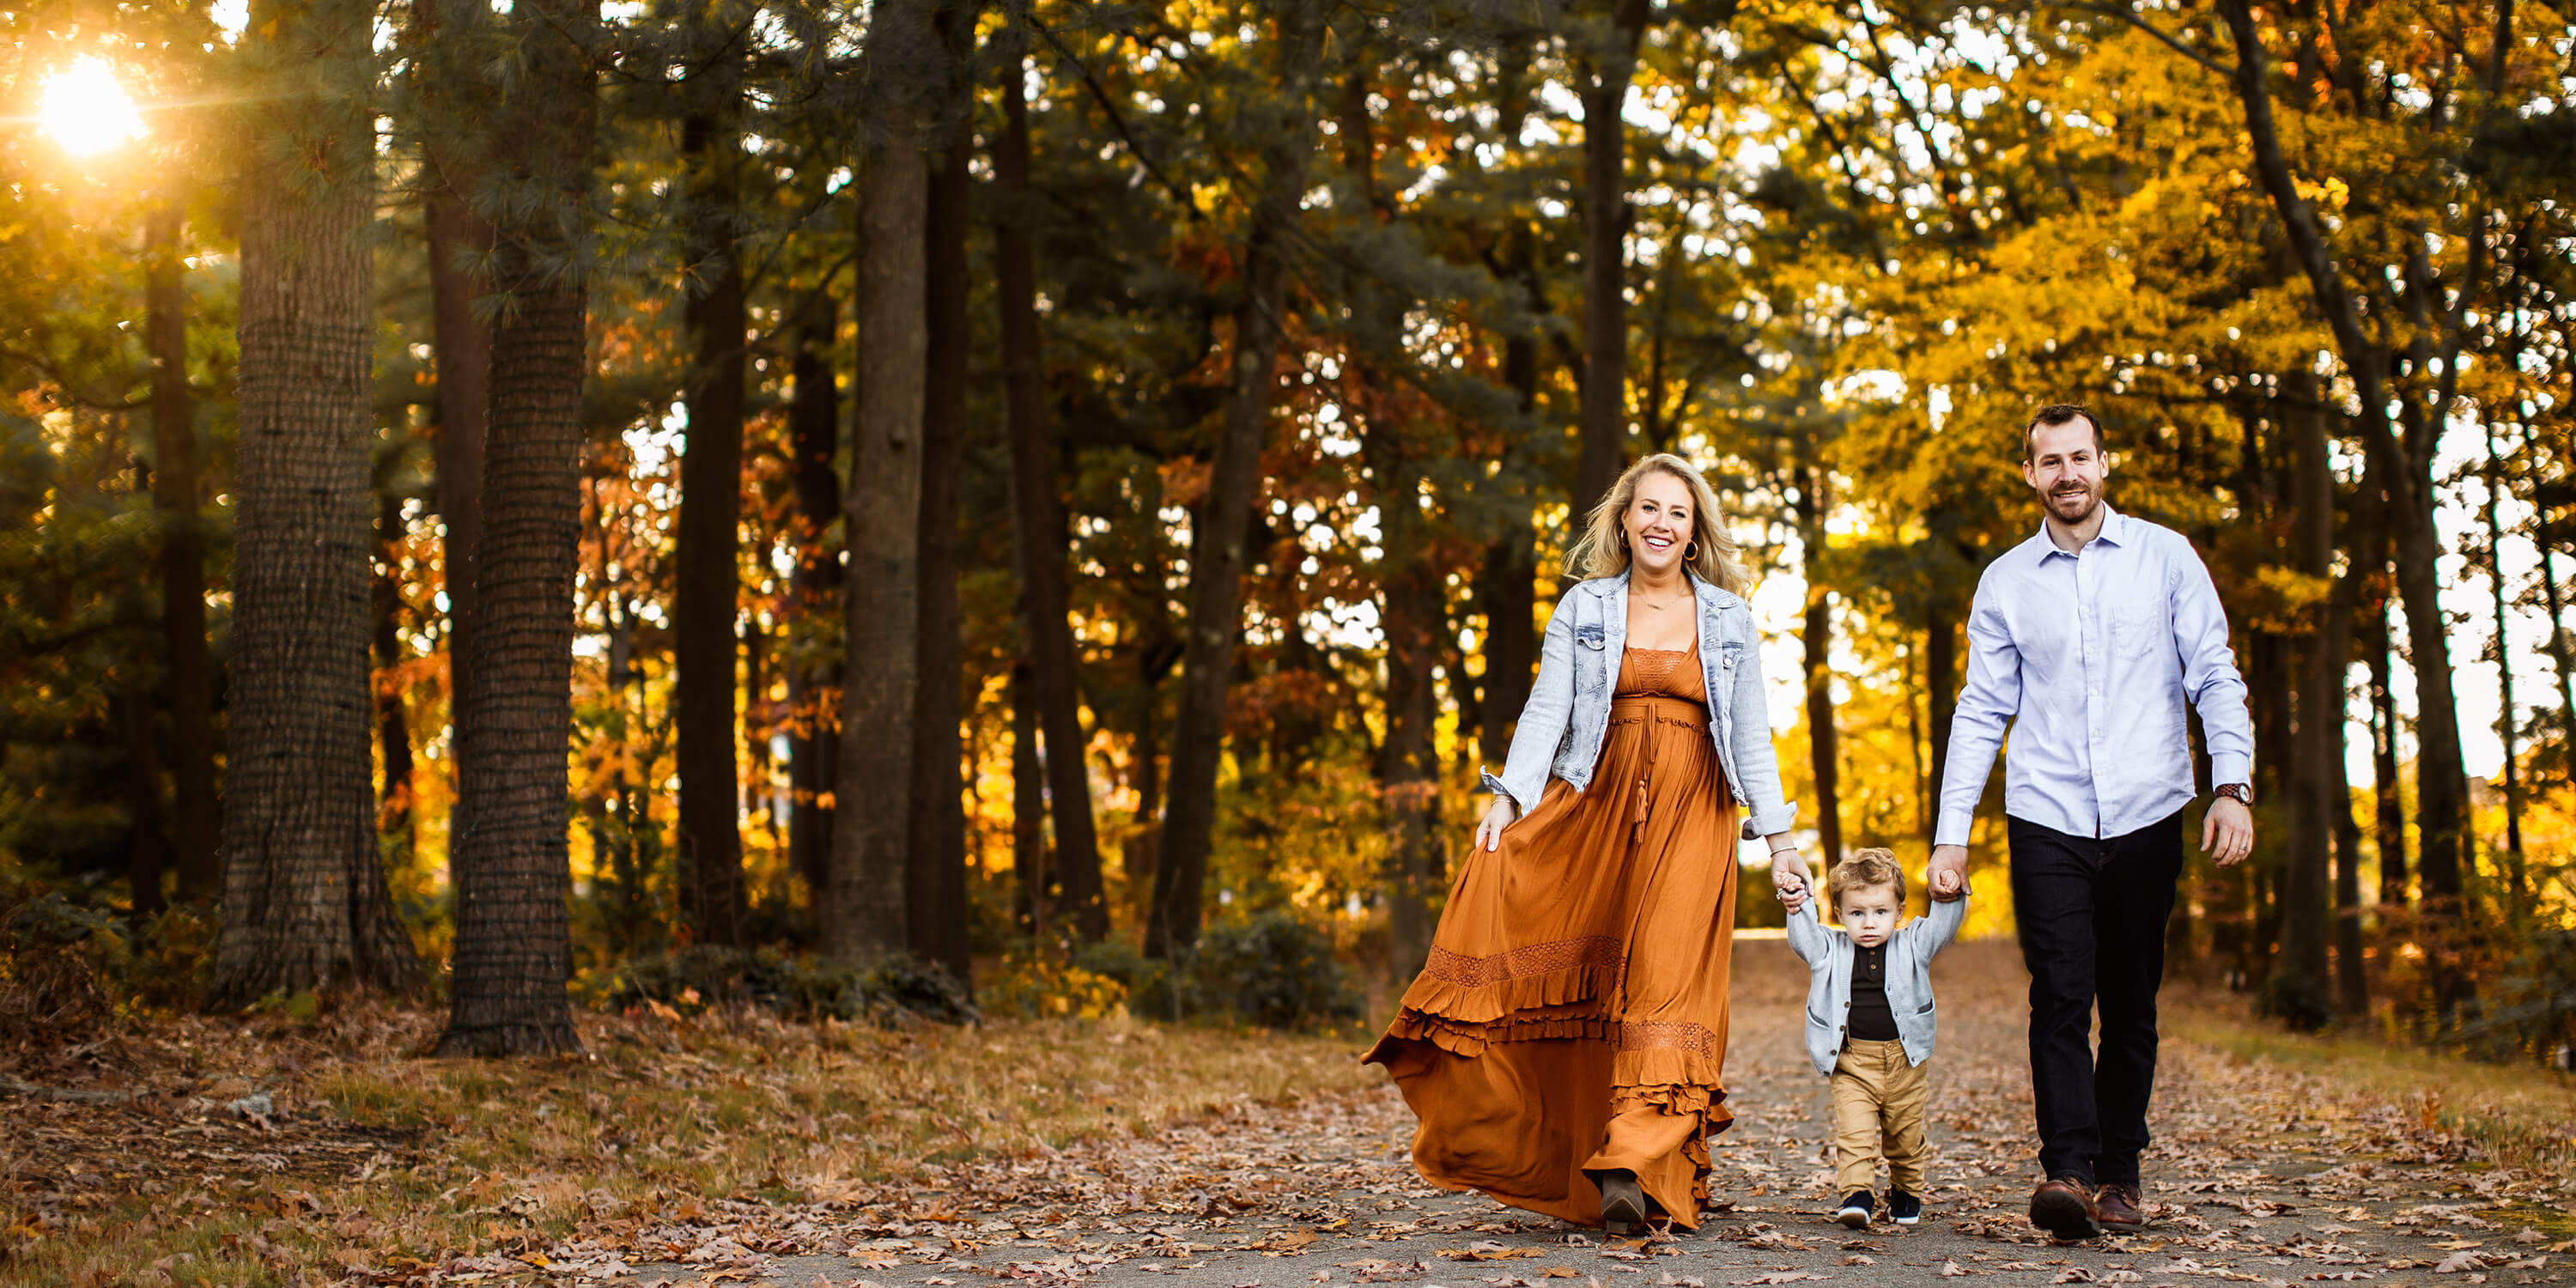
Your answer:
[1769,850,1814,914]
[1927,844,1970,902]
[1474,796,1518,853]
[2202,796,2255,866]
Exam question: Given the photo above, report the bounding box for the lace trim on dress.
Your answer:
[1619,1019,1720,1057]
[1424,935,1625,988]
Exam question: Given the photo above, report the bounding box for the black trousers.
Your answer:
[2008,810,2184,1187]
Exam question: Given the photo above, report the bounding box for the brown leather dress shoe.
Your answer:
[2028,1176,2102,1239]
[2096,1182,2145,1233]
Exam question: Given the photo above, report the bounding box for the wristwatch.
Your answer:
[2215,782,2251,805]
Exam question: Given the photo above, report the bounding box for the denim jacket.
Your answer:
[1783,893,1968,1076]
[1479,568,1797,841]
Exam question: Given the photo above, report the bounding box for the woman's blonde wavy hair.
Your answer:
[1568,453,1752,596]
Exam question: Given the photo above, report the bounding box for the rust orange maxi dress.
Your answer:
[1364,645,1739,1230]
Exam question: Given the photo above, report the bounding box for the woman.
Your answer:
[1364,454,1813,1235]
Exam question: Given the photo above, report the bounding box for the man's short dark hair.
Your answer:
[2024,404,2104,460]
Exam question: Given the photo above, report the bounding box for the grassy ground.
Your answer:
[2,1002,1380,1287]
[2162,981,2576,1178]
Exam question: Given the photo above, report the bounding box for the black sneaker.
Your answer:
[1835,1190,1873,1229]
[1887,1189,1923,1224]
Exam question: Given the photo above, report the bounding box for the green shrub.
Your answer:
[1182,912,1359,1030]
[584,944,978,1025]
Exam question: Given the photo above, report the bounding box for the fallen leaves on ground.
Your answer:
[7,943,2573,1287]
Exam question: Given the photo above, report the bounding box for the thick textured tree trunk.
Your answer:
[908,126,973,985]
[997,61,1110,941]
[375,494,416,863]
[786,318,841,908]
[675,88,749,949]
[1798,462,1841,867]
[435,0,598,1056]
[1571,0,1649,522]
[210,0,422,1007]
[1147,0,1325,957]
[2276,380,2336,1027]
[416,0,494,826]
[826,0,939,959]
[144,206,221,902]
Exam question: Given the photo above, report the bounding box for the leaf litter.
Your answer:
[6,944,2573,1286]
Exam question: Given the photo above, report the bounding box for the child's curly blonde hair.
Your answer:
[1826,848,1906,910]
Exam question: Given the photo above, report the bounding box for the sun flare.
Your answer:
[39,58,147,157]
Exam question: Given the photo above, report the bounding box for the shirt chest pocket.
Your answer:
[2109,600,2169,662]
[1576,623,1607,651]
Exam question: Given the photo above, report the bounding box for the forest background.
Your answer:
[3,0,2573,1060]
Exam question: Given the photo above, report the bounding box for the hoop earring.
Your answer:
[1685,541,1700,562]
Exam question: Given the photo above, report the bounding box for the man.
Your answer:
[1926,404,2255,1240]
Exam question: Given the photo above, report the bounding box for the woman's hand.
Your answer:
[1473,796,1517,853]
[1770,849,1814,914]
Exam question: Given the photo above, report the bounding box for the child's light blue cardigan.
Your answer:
[1783,891,1969,1078]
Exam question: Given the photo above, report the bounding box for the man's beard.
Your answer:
[2047,480,2101,522]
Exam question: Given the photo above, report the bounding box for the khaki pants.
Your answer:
[1831,1037,1930,1196]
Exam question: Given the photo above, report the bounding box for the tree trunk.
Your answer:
[2543,538,2576,783]
[2277,379,2336,1027]
[997,58,1110,941]
[435,0,598,1056]
[675,84,749,950]
[1147,0,1325,957]
[827,0,939,959]
[1478,40,1541,770]
[120,649,171,919]
[2220,0,2473,929]
[416,0,494,838]
[1571,0,1649,523]
[1012,661,1049,938]
[2364,594,2409,906]
[144,205,221,902]
[2482,419,2525,902]
[1337,61,1443,976]
[376,493,416,865]
[210,0,422,1008]
[1798,461,1841,867]
[2332,689,2369,1016]
[787,316,841,909]
[908,123,973,985]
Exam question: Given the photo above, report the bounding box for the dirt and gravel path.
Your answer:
[604,941,2573,1288]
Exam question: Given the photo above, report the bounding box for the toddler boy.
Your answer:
[1782,848,1967,1228]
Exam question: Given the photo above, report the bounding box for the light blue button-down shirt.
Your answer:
[1935,507,2254,848]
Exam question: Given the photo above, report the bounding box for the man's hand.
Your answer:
[1770,851,1814,914]
[2202,795,2254,866]
[1927,844,1970,902]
